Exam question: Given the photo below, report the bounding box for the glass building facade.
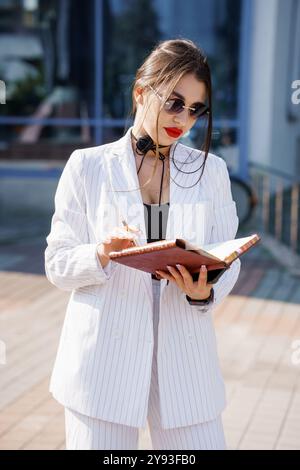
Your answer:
[0,0,249,175]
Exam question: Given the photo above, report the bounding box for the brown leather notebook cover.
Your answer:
[109,233,261,284]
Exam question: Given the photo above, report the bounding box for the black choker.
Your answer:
[131,130,169,206]
[131,131,170,158]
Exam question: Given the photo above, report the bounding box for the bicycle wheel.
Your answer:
[230,176,258,226]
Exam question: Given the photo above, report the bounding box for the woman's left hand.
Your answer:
[156,264,212,300]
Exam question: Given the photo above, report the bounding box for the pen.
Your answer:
[121,219,140,246]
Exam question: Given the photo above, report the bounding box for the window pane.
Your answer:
[0,123,94,159]
[104,0,241,120]
[0,0,95,120]
[103,0,161,119]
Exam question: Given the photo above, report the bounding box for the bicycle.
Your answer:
[229,172,258,227]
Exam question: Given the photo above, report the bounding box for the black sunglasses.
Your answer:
[148,85,210,119]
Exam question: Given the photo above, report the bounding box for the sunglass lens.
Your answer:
[164,97,209,118]
[164,98,184,114]
[193,104,209,118]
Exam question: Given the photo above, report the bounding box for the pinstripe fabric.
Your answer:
[64,278,226,450]
[65,404,225,450]
[45,126,241,430]
[64,407,139,450]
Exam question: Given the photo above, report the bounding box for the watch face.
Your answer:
[199,299,209,305]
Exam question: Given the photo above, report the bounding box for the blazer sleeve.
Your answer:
[208,158,241,308]
[44,149,115,291]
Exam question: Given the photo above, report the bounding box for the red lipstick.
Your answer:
[164,127,183,138]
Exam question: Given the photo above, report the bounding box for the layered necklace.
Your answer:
[130,129,207,206]
[131,130,171,206]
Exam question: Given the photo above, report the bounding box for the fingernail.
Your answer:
[201,265,206,271]
[176,264,181,269]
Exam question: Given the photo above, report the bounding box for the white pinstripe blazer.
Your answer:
[45,125,241,429]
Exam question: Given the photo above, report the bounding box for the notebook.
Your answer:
[108,233,261,284]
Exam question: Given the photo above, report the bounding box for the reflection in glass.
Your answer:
[0,0,94,144]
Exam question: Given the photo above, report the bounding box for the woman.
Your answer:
[45,38,241,450]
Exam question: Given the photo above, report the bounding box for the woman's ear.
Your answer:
[134,86,144,105]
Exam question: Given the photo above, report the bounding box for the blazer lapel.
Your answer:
[161,135,208,296]
[104,126,209,298]
[105,128,147,242]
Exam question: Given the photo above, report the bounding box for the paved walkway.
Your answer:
[0,230,300,450]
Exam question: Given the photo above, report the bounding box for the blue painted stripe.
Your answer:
[0,116,100,126]
[237,0,253,182]
[94,0,103,144]
[0,168,62,178]
[0,116,239,129]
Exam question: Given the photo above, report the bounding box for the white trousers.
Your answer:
[65,278,226,450]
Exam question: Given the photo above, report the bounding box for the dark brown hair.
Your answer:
[129,38,212,183]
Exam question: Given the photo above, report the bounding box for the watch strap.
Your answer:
[186,287,214,306]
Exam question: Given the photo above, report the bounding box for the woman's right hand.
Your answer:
[97,226,140,268]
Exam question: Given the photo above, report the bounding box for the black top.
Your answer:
[143,202,201,284]
[143,202,170,244]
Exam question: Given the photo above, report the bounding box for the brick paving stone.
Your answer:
[0,234,299,450]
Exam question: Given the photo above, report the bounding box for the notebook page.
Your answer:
[201,235,256,260]
[179,239,221,261]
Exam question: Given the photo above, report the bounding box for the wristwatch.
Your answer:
[186,287,214,306]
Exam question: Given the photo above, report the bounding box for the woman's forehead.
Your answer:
[171,79,207,103]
